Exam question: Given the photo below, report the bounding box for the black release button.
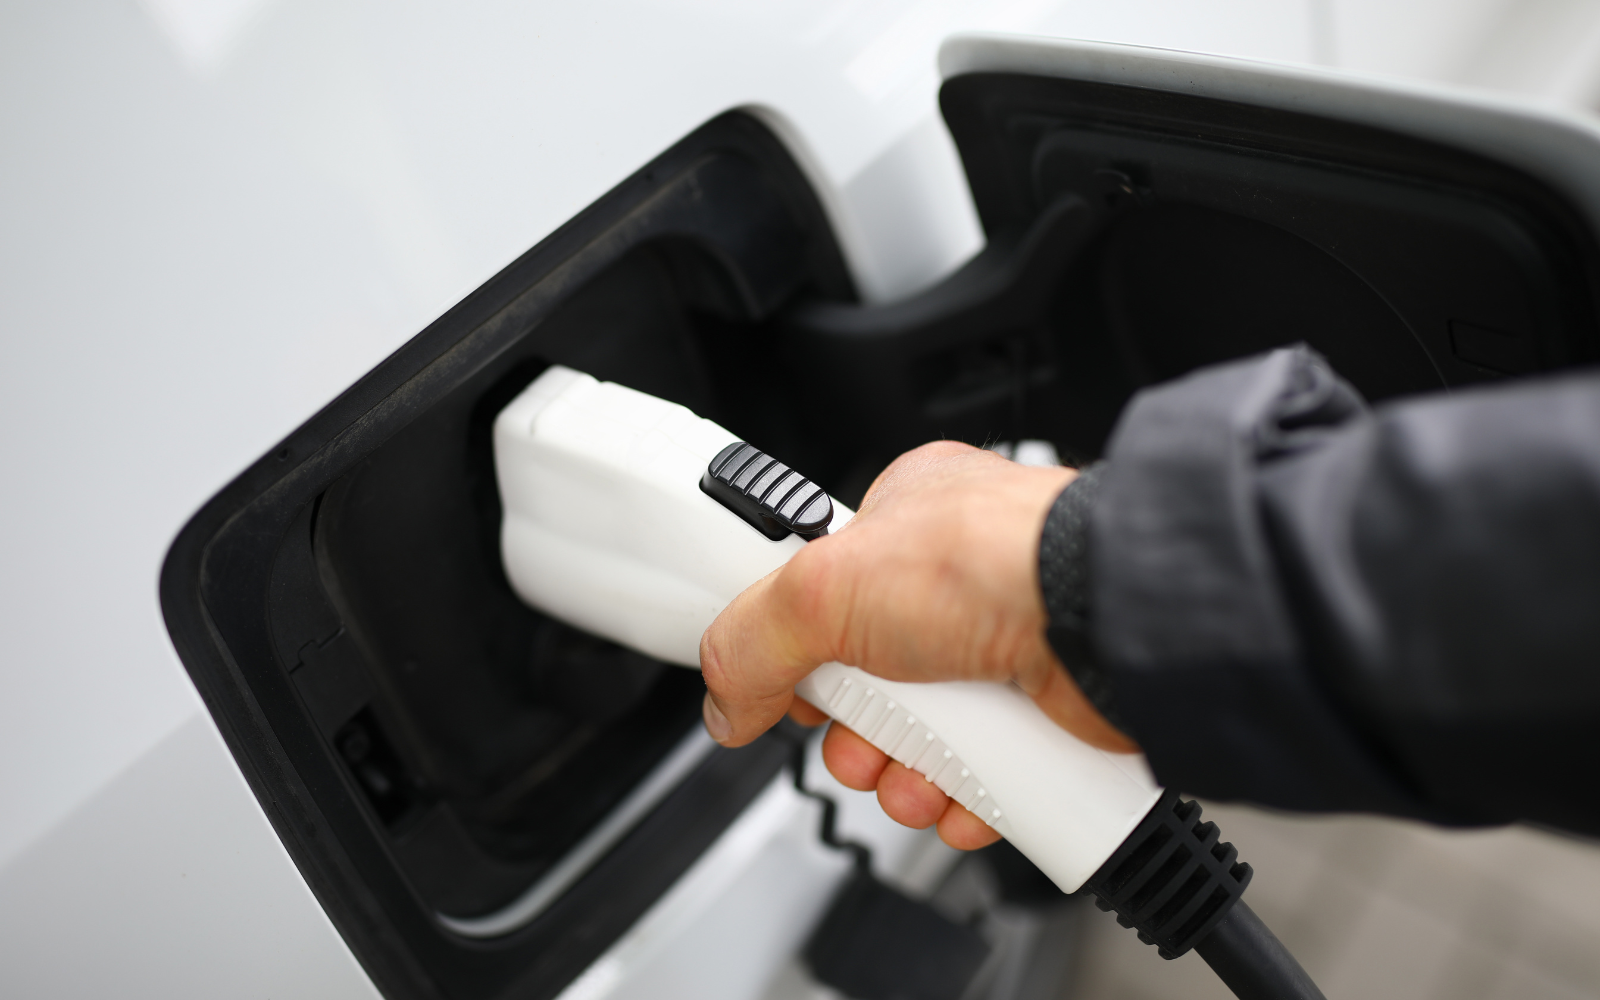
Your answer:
[701,441,833,542]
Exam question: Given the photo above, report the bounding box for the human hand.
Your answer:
[698,441,1138,850]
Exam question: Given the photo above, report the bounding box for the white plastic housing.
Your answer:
[494,366,843,667]
[494,365,1162,892]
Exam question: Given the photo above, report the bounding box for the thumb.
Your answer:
[699,550,840,746]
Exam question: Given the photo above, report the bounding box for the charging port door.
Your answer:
[162,112,855,1000]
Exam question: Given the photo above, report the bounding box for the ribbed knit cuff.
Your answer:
[1038,462,1123,731]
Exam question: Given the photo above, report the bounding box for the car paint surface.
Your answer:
[2,1,1595,996]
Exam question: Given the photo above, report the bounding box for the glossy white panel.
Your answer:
[557,779,848,1000]
[1326,0,1512,80]
[1324,0,1600,108]
[0,714,382,1000]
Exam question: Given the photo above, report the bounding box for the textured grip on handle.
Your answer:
[814,672,1008,834]
[796,663,1162,894]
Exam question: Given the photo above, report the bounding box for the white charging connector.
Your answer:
[494,365,1162,894]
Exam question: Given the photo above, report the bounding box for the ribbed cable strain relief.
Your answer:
[1084,789,1253,960]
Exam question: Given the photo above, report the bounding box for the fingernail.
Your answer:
[702,693,733,744]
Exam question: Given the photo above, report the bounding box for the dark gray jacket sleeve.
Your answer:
[1047,346,1600,835]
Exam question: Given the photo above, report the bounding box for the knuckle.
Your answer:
[917,439,977,460]
[697,629,733,696]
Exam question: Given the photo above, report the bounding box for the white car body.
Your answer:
[5,3,1600,998]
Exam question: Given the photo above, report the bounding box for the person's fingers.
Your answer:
[821,721,888,791]
[937,801,1003,850]
[787,698,829,727]
[875,760,949,830]
[818,719,1004,851]
[826,723,979,839]
[699,545,844,746]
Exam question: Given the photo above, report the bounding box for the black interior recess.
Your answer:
[162,75,1600,1000]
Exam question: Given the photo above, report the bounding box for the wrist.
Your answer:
[1037,463,1129,735]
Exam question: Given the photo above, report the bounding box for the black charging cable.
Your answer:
[1085,789,1326,1000]
[781,723,874,872]
[1195,901,1325,1000]
[782,726,994,1000]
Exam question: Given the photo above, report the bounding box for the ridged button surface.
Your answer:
[700,441,833,541]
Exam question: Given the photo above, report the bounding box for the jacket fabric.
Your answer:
[1040,346,1600,835]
